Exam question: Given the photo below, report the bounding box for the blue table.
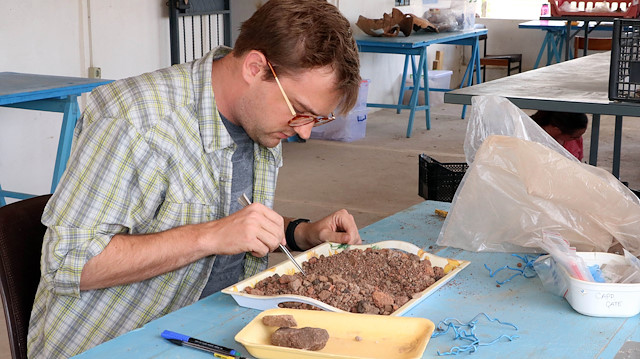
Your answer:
[519,20,613,68]
[355,28,487,138]
[73,200,639,358]
[0,72,112,206]
[519,20,569,68]
[542,16,614,61]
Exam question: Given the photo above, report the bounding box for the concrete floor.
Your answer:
[2,102,638,358]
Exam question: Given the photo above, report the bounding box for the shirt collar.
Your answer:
[193,47,282,165]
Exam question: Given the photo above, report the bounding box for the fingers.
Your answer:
[240,203,285,255]
[300,209,361,249]
[201,203,284,257]
[332,209,361,244]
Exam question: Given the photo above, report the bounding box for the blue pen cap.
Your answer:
[161,330,191,342]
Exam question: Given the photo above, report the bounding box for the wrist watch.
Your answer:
[285,218,309,251]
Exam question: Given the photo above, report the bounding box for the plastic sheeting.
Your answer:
[437,96,640,256]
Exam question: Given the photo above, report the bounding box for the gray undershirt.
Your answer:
[200,113,254,298]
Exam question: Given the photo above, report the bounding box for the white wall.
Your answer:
[0,0,537,202]
[0,1,171,201]
[475,18,544,81]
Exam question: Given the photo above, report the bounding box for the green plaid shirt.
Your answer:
[27,47,282,358]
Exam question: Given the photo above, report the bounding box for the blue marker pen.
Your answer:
[161,330,244,358]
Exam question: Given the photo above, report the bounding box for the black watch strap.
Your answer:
[286,218,309,252]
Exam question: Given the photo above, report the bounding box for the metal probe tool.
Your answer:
[238,194,306,275]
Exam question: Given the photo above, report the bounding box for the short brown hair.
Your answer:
[234,0,361,114]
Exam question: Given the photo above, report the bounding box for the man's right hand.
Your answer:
[198,202,285,257]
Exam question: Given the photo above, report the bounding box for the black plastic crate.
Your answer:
[609,19,640,102]
[418,154,468,202]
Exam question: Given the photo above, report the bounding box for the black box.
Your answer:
[609,19,640,102]
[418,154,468,202]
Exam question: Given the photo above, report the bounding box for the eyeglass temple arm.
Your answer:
[267,63,297,116]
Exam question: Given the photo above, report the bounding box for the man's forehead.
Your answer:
[285,67,340,115]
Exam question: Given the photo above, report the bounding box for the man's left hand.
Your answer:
[294,209,361,251]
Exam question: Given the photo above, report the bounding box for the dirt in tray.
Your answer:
[244,247,445,315]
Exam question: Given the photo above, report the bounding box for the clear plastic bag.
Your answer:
[538,231,595,282]
[533,255,569,296]
[437,96,640,256]
[463,96,577,164]
[423,0,477,32]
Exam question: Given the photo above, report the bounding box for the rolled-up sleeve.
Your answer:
[40,114,162,296]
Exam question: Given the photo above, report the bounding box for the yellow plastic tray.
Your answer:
[222,240,470,316]
[235,308,435,359]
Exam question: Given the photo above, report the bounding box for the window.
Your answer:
[396,0,411,6]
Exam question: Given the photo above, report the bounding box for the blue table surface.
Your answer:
[355,28,487,49]
[72,200,639,358]
[0,72,112,105]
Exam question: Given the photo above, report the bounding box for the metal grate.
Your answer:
[168,0,231,65]
[609,19,640,102]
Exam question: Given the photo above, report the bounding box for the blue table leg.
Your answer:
[423,54,431,130]
[535,30,566,69]
[397,55,411,114]
[0,95,81,206]
[546,33,554,65]
[551,31,565,63]
[461,37,480,119]
[406,48,427,137]
[51,96,80,192]
[534,32,552,69]
[555,30,569,62]
[589,114,600,166]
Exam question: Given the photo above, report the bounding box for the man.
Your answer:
[27,0,362,357]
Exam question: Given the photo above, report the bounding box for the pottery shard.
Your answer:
[271,327,330,351]
[356,8,437,37]
[262,314,298,328]
[371,290,395,308]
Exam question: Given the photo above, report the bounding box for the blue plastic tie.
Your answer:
[484,254,543,285]
[432,313,518,356]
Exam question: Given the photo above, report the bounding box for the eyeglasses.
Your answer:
[267,61,335,127]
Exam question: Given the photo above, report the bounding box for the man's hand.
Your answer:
[200,202,286,257]
[294,209,361,251]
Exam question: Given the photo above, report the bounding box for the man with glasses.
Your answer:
[28,1,362,357]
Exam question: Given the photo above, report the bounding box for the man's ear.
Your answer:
[241,50,268,85]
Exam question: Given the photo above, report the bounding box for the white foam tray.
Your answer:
[560,252,640,317]
[222,240,470,316]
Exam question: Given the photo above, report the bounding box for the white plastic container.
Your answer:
[403,70,453,106]
[311,79,369,142]
[310,108,368,142]
[355,78,370,110]
[561,252,640,317]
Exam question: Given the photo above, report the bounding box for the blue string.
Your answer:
[432,313,519,356]
[484,254,543,285]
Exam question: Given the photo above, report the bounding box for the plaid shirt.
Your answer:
[27,47,282,358]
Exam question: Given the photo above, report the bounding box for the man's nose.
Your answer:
[293,122,314,140]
